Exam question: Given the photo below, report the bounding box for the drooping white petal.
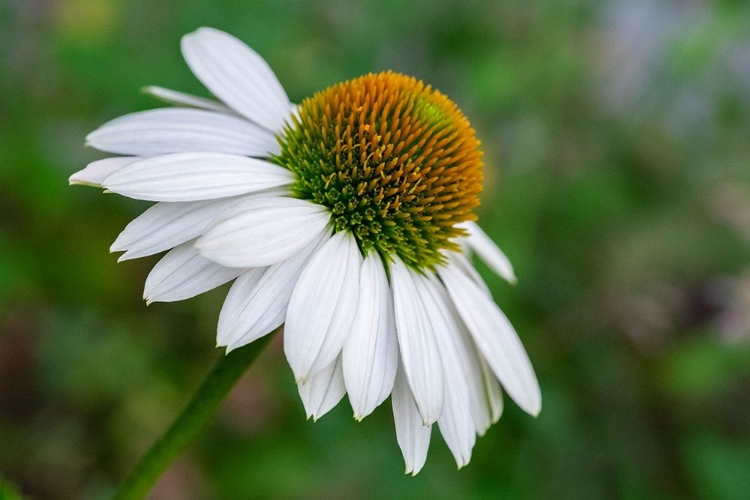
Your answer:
[102,153,293,202]
[142,86,234,114]
[69,157,141,187]
[87,108,278,157]
[389,258,444,425]
[435,278,503,436]
[479,355,504,426]
[284,231,361,382]
[218,231,328,351]
[297,356,346,421]
[196,197,330,268]
[392,361,431,476]
[112,196,251,261]
[448,251,491,296]
[342,253,398,420]
[181,27,291,132]
[416,275,475,468]
[143,242,244,304]
[439,263,541,416]
[458,221,517,284]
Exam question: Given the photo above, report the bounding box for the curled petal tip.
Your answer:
[225,342,243,354]
[420,414,438,427]
[527,399,542,418]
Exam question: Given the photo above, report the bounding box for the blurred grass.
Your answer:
[1,0,750,498]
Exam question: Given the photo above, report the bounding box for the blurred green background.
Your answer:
[2,0,750,498]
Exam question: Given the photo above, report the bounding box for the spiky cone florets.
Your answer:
[275,71,484,270]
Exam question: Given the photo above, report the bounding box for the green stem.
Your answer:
[114,333,274,500]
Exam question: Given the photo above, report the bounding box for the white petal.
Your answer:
[102,153,293,202]
[216,267,267,318]
[342,253,398,420]
[458,221,517,284]
[297,356,346,421]
[284,231,361,382]
[69,157,141,187]
[416,275,475,468]
[448,251,491,296]
[392,362,431,476]
[439,263,541,416]
[87,108,278,157]
[196,197,330,268]
[143,242,244,303]
[479,355,504,426]
[181,28,290,132]
[389,258,444,425]
[112,196,254,261]
[218,231,327,350]
[142,86,235,114]
[432,274,501,435]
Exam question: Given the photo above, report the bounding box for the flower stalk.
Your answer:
[114,332,274,500]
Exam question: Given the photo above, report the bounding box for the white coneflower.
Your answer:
[70,27,541,474]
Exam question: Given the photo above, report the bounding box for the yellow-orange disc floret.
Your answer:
[275,71,483,270]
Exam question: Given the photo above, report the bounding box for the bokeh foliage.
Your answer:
[1,0,750,498]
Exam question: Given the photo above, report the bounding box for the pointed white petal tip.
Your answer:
[439,263,540,419]
[284,230,361,381]
[390,258,445,426]
[181,27,291,132]
[458,221,518,285]
[297,357,346,421]
[406,466,423,477]
[116,251,143,263]
[70,157,143,187]
[224,343,242,354]
[140,85,234,114]
[529,398,542,418]
[506,271,518,286]
[69,176,93,187]
[342,253,398,420]
[515,383,541,418]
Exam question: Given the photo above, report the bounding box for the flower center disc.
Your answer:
[276,71,483,270]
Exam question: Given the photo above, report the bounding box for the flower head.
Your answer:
[279,71,483,269]
[71,27,541,474]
